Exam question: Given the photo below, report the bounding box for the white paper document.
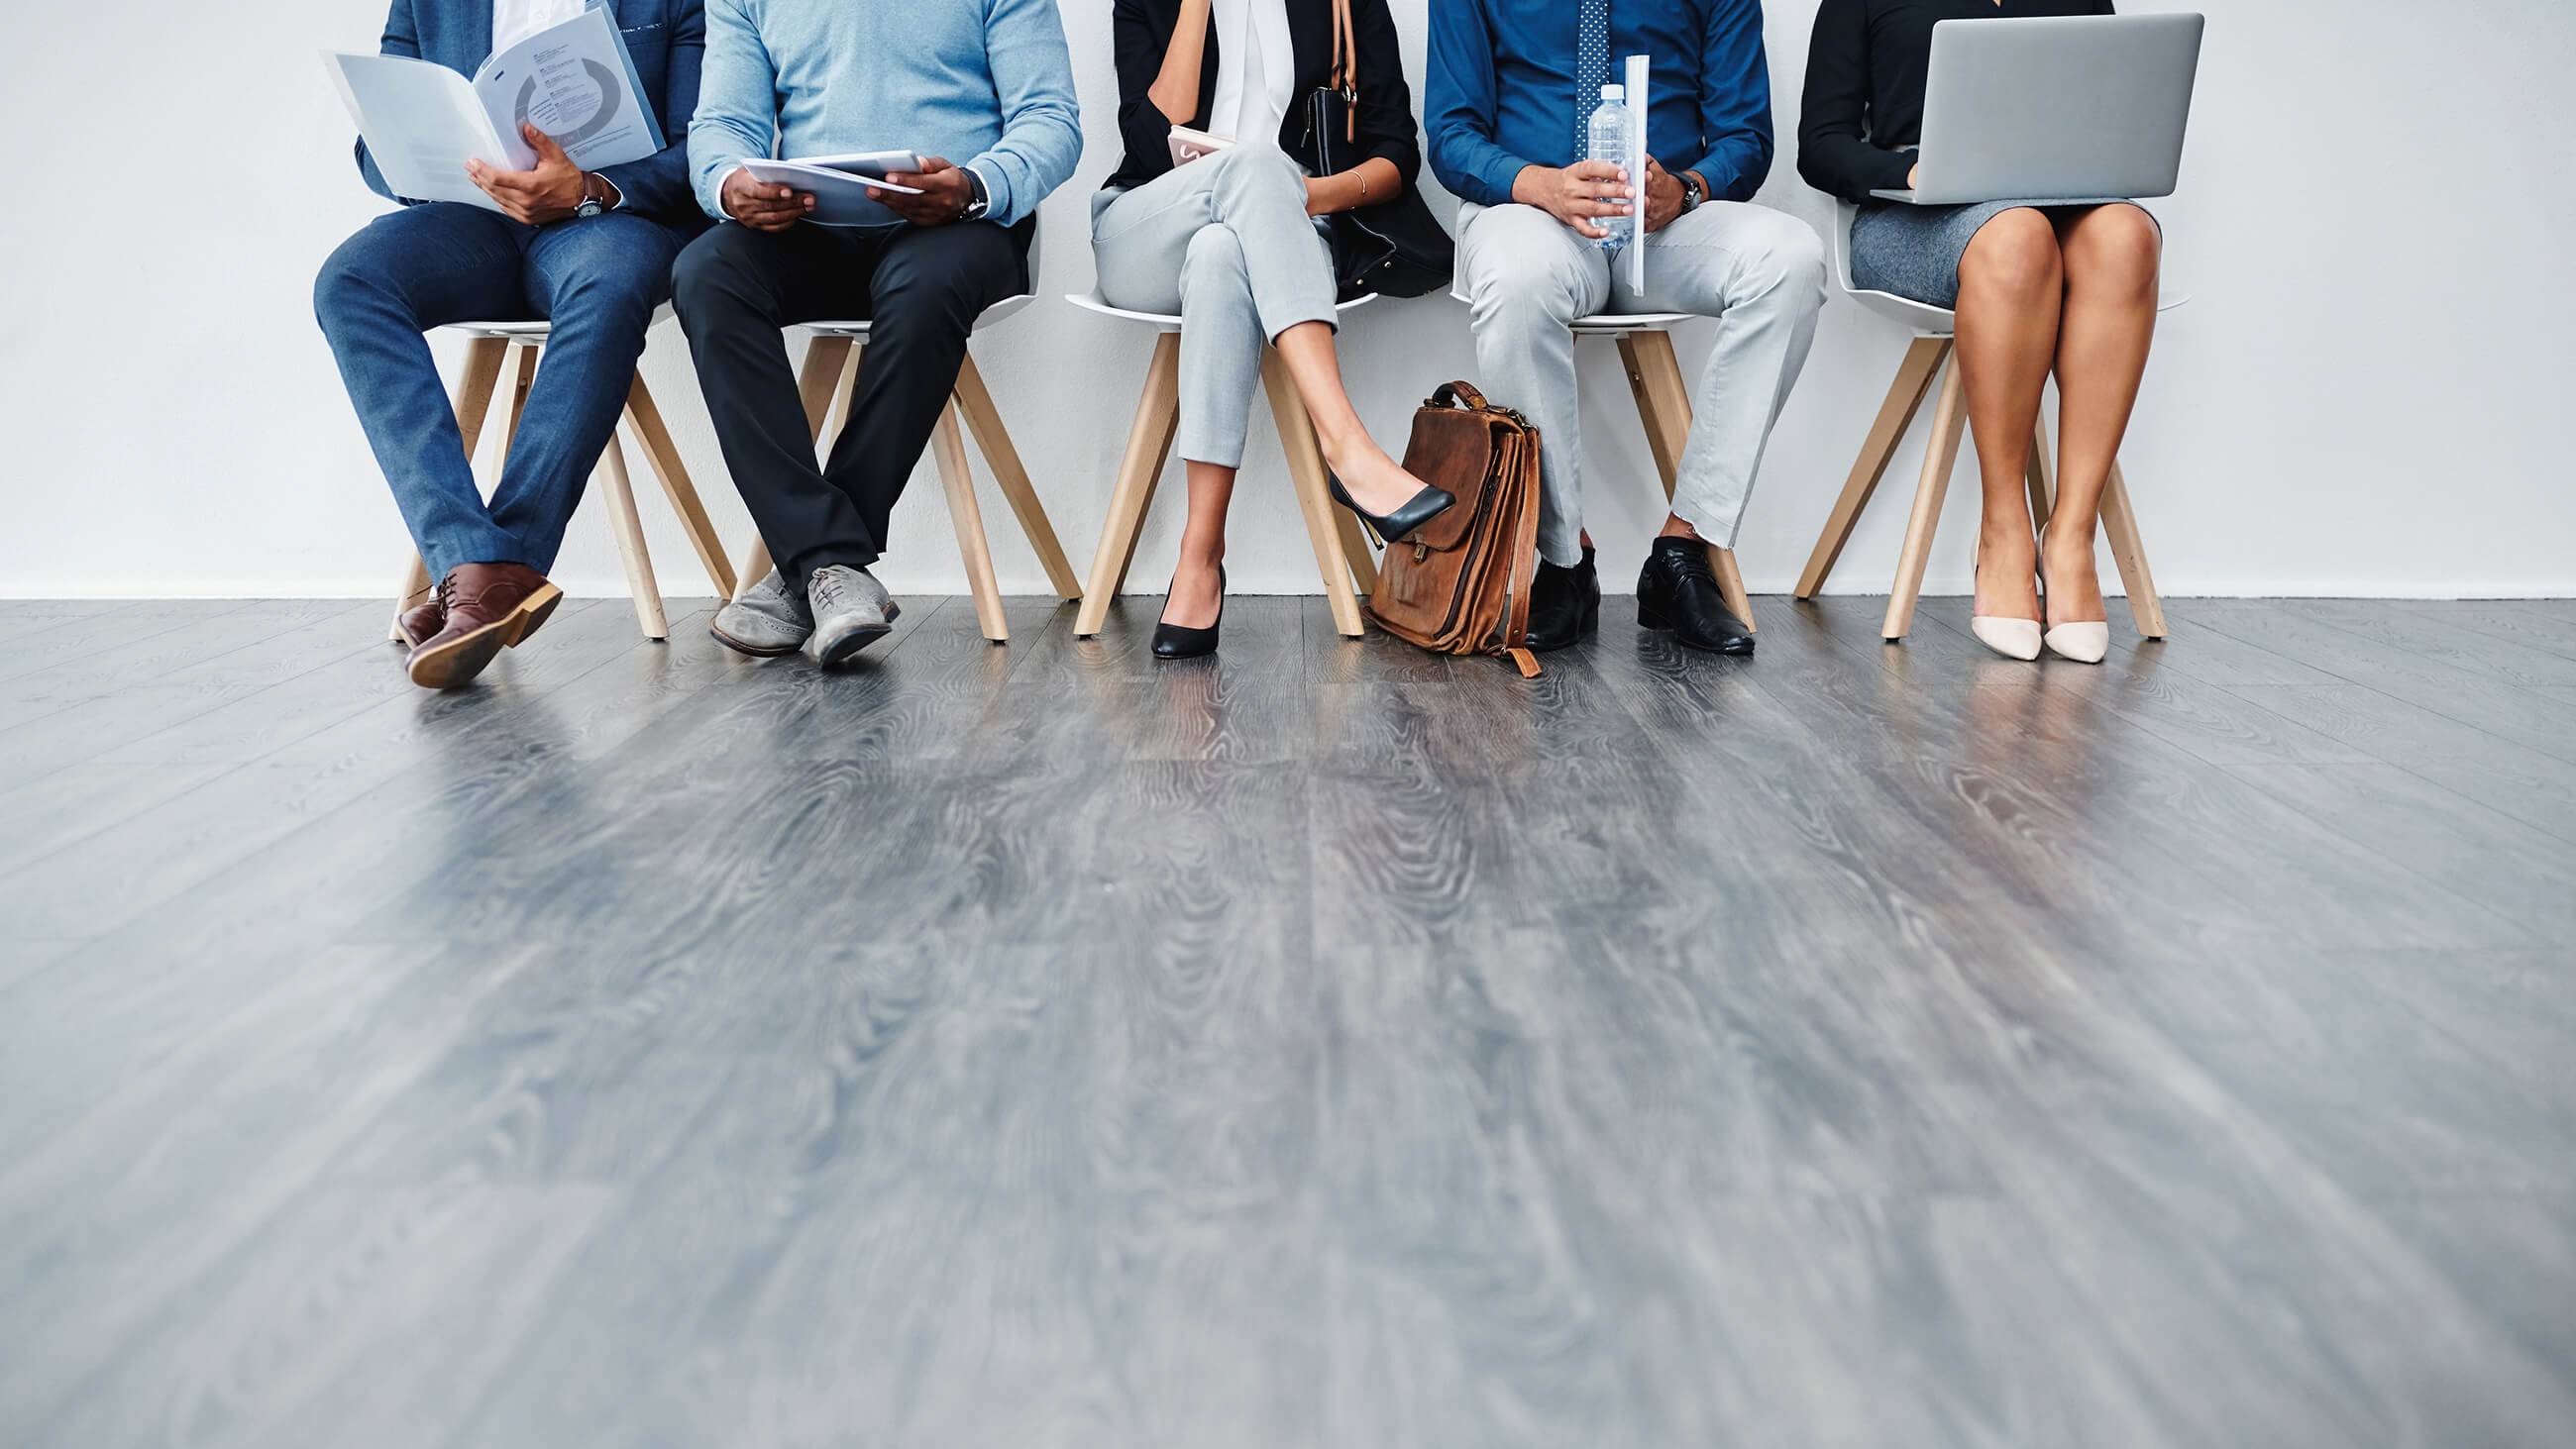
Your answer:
[1624,54,1649,293]
[324,4,664,211]
[740,157,926,229]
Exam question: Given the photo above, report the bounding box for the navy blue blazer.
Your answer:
[355,0,705,226]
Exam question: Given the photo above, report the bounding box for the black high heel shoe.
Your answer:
[1152,565,1224,660]
[1328,473,1455,546]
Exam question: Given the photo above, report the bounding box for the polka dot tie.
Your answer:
[1574,0,1611,160]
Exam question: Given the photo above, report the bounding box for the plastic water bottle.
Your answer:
[1585,83,1635,252]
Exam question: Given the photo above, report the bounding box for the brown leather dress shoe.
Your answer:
[405,562,563,688]
[396,595,445,651]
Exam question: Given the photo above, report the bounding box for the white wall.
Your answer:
[3,0,2570,599]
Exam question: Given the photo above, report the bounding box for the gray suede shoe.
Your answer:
[709,569,812,657]
[804,565,898,668]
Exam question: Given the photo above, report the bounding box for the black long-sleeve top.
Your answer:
[1798,0,2115,202]
[1107,0,1423,193]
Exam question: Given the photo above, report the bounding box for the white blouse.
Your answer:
[1207,0,1296,149]
[492,0,586,52]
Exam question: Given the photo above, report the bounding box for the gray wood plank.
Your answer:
[5,595,2574,1449]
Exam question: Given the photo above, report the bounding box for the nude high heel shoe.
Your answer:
[1971,538,2043,662]
[2038,525,2110,665]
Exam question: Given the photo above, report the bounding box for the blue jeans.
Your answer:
[314,203,685,577]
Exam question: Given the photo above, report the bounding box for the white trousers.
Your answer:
[1454,200,1828,564]
[1091,146,1339,469]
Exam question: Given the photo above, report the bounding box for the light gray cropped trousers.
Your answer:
[1090,145,1339,469]
[1454,199,1829,565]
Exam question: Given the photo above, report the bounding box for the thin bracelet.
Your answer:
[1356,170,1369,202]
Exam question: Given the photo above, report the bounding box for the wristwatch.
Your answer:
[958,167,992,223]
[1677,170,1705,214]
[576,171,616,220]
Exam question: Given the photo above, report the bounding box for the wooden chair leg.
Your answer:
[391,335,510,638]
[1880,357,1969,642]
[1076,333,1181,636]
[2032,408,2167,639]
[951,353,1083,603]
[624,374,736,600]
[1619,329,1754,632]
[2099,461,2168,639]
[1799,336,1950,600]
[1112,343,1182,599]
[595,432,668,640]
[500,341,537,459]
[1263,350,1366,638]
[734,539,775,601]
[933,402,1009,642]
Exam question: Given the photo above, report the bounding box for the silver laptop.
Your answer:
[1873,13,2205,206]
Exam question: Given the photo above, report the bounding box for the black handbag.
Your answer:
[1292,0,1454,301]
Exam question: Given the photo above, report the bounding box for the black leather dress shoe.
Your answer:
[1153,565,1224,660]
[1636,536,1754,655]
[1524,545,1599,652]
[1328,473,1456,545]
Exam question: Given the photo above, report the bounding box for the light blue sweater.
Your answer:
[689,0,1082,228]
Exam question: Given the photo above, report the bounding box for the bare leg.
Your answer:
[2044,204,2161,629]
[1162,460,1234,629]
[1271,320,1427,516]
[1951,208,2063,624]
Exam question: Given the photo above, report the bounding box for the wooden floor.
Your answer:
[1,592,2572,1447]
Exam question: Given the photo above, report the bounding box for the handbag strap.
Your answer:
[1331,0,1356,141]
[1429,379,1491,413]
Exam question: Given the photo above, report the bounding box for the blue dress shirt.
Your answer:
[1426,0,1773,209]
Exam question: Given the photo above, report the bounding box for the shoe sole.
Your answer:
[807,621,894,669]
[1637,602,1755,656]
[709,621,808,658]
[406,583,563,688]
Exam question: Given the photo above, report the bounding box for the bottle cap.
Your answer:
[1600,84,1624,102]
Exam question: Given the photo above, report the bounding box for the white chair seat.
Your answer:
[800,289,1038,340]
[1064,290,1378,333]
[442,301,679,341]
[1442,288,1695,335]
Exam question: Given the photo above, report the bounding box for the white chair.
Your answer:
[389,304,735,642]
[1442,291,1761,634]
[1065,290,1383,639]
[1795,198,2188,641]
[730,285,1085,645]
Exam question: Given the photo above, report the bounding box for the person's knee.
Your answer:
[2068,205,2160,298]
[1207,142,1306,208]
[1464,230,1581,334]
[1961,209,2063,300]
[312,239,392,333]
[1179,225,1250,302]
[1739,213,1829,304]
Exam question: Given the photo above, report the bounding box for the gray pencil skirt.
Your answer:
[1849,199,2153,310]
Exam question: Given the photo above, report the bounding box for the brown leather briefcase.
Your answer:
[1363,381,1545,677]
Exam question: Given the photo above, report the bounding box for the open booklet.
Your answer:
[324,3,663,210]
[739,153,926,228]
